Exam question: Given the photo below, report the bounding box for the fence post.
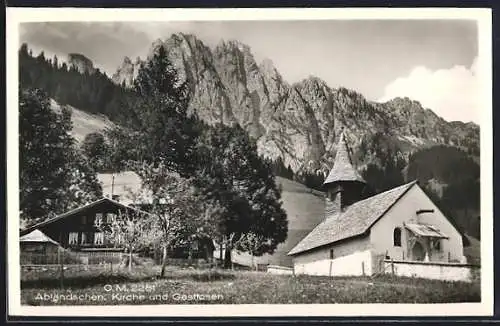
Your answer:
[362,262,365,276]
[58,247,64,289]
[391,258,394,275]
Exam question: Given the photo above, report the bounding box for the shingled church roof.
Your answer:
[323,132,365,185]
[288,180,418,256]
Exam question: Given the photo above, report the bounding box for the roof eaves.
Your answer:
[105,197,155,217]
[287,230,370,256]
[20,197,155,235]
[20,198,108,235]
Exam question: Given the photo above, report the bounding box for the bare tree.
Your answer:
[237,232,266,271]
[132,160,209,277]
[97,207,156,272]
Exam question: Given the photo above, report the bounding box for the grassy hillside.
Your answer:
[50,99,115,143]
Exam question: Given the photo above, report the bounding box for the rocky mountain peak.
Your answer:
[111,35,480,174]
[297,75,329,87]
[216,39,252,54]
[164,33,211,56]
[112,55,140,88]
[67,53,95,75]
[147,38,166,59]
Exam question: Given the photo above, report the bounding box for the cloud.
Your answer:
[378,57,480,124]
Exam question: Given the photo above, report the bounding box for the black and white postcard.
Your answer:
[6,7,493,317]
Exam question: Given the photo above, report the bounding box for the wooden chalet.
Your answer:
[19,197,151,252]
[20,195,216,262]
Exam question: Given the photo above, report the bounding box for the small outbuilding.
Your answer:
[20,229,61,265]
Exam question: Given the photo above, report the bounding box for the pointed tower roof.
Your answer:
[323,131,365,185]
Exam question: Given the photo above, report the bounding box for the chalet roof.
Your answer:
[20,197,153,236]
[323,132,365,186]
[20,229,60,246]
[288,180,417,256]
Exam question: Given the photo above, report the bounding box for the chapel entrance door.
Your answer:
[412,241,425,261]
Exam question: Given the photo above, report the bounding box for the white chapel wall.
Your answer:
[292,236,372,276]
[383,260,477,282]
[369,185,465,263]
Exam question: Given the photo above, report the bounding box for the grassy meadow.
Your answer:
[21,266,480,305]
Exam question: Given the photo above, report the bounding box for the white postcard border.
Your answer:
[6,7,494,317]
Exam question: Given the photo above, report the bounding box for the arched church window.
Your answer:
[393,227,402,247]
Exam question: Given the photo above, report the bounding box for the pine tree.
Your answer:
[81,132,109,172]
[361,148,405,195]
[107,43,201,176]
[19,88,102,225]
[19,43,137,125]
[195,123,288,268]
[52,55,58,69]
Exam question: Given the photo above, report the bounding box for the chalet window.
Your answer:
[107,213,115,224]
[329,249,334,259]
[95,213,103,227]
[80,232,87,245]
[68,232,78,245]
[393,227,402,247]
[94,232,104,245]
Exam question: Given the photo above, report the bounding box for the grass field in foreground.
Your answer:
[21,266,480,305]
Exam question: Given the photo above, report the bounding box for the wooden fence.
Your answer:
[20,249,223,285]
[21,250,125,266]
[22,249,158,291]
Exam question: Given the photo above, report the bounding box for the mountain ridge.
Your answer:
[111,33,479,176]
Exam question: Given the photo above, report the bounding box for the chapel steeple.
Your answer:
[323,131,366,218]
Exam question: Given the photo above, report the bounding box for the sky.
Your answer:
[19,20,479,124]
